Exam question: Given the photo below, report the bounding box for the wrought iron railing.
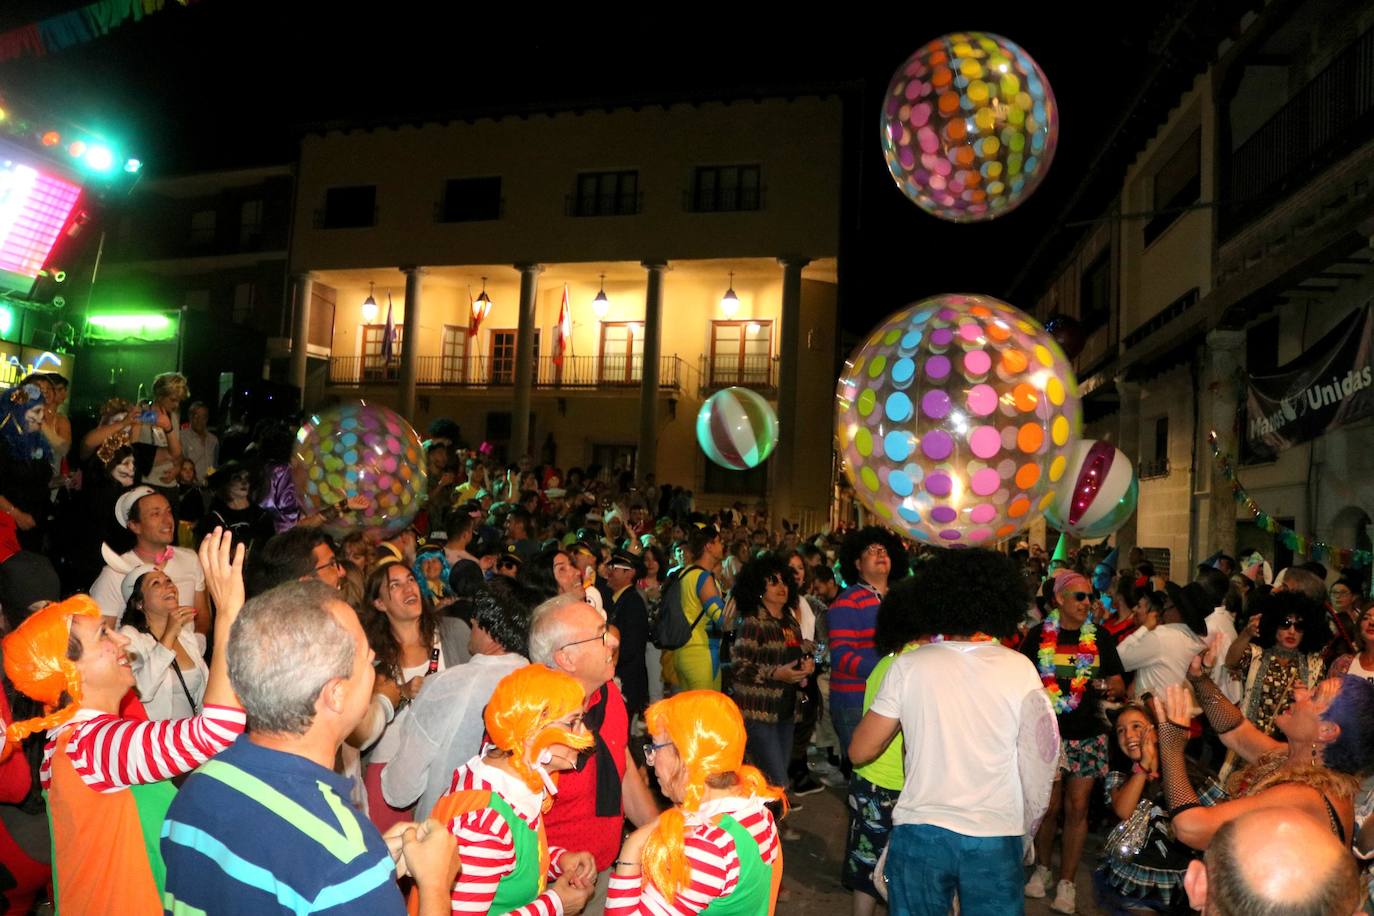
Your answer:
[697,353,778,393]
[564,191,643,217]
[1137,457,1171,480]
[1225,26,1374,237]
[328,353,681,390]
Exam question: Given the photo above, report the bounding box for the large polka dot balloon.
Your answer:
[881,32,1058,222]
[696,387,779,470]
[290,401,428,536]
[1044,440,1139,539]
[836,294,1081,544]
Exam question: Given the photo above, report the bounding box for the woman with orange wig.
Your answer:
[605,690,785,915]
[0,530,245,915]
[429,663,599,915]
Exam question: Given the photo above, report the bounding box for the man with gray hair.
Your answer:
[161,580,457,915]
[531,593,661,914]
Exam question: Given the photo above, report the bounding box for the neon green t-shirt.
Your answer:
[854,643,922,791]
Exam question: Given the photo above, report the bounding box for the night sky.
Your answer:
[0,2,1185,335]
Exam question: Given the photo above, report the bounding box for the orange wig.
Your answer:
[2,595,102,760]
[641,690,786,903]
[484,664,593,799]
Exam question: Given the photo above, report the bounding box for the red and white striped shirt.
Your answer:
[446,756,571,916]
[41,704,246,792]
[605,796,779,915]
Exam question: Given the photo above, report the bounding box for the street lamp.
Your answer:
[360,282,379,323]
[471,276,493,325]
[592,273,610,318]
[720,271,740,317]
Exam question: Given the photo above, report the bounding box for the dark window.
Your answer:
[490,329,540,384]
[239,199,263,247]
[1079,252,1111,335]
[188,209,216,245]
[1154,416,1169,464]
[441,177,502,222]
[570,171,639,217]
[704,460,768,496]
[689,165,762,212]
[322,185,377,229]
[1144,130,1200,246]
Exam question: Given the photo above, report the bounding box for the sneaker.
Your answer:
[1050,879,1076,914]
[1023,865,1050,899]
[781,826,802,842]
[790,775,825,796]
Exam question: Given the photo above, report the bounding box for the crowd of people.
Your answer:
[1,376,1374,915]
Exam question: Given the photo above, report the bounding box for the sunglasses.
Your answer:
[1279,617,1305,631]
[1067,591,1091,602]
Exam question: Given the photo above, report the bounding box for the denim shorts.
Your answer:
[886,823,1024,916]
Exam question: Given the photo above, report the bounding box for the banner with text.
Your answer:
[1246,304,1374,454]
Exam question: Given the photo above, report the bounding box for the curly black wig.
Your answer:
[899,548,1028,639]
[1252,589,1327,653]
[837,525,909,588]
[874,576,931,655]
[731,553,800,623]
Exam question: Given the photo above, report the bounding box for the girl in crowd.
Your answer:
[353,559,470,831]
[1093,703,1222,914]
[427,664,597,915]
[606,690,784,914]
[1331,604,1374,683]
[118,567,208,720]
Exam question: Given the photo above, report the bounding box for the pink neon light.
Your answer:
[0,166,81,281]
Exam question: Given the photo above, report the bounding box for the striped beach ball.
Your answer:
[696,387,779,471]
[1045,440,1138,539]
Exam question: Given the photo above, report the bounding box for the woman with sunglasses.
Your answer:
[728,554,813,796]
[1022,569,1126,914]
[1218,591,1328,783]
[607,690,785,915]
[351,559,471,833]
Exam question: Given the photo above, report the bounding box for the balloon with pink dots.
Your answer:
[836,293,1082,545]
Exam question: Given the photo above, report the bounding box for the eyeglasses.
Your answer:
[862,545,889,558]
[1068,591,1091,602]
[1279,617,1305,631]
[560,629,610,652]
[643,740,673,765]
[314,557,342,574]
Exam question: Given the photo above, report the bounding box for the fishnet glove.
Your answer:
[1156,720,1201,814]
[1188,673,1244,735]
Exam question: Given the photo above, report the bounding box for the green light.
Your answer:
[86,312,178,341]
[0,306,11,339]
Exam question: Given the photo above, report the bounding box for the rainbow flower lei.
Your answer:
[1038,610,1098,714]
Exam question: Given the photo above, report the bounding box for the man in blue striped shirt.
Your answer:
[161,580,455,915]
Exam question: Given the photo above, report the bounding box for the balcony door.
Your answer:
[599,321,644,384]
[709,319,772,387]
[490,329,540,385]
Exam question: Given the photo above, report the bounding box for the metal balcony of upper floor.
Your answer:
[326,353,684,393]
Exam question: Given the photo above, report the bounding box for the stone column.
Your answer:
[510,264,543,461]
[638,261,667,481]
[1206,330,1246,562]
[289,272,313,408]
[1114,377,1142,560]
[399,266,425,422]
[775,257,810,525]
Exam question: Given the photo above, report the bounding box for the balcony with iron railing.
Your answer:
[328,353,682,391]
[696,353,778,395]
[564,191,643,218]
[1224,25,1374,238]
[1137,457,1171,480]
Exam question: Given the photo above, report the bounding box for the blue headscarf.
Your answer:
[0,384,52,464]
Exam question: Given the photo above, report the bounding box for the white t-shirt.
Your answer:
[366,642,449,767]
[870,640,1056,837]
[89,547,206,622]
[1205,608,1241,702]
[1116,622,1204,701]
[1348,655,1374,684]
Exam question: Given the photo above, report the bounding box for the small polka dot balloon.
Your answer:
[881,31,1058,222]
[836,294,1082,545]
[290,401,428,536]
